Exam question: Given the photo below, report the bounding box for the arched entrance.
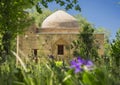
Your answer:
[53,38,69,60]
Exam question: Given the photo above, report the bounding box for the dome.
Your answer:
[41,10,79,29]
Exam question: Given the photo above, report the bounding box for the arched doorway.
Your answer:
[53,38,69,60]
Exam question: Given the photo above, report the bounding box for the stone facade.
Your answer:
[19,10,104,60]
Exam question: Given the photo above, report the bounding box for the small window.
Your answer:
[58,45,64,55]
[33,49,38,56]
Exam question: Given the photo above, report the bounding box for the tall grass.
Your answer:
[0,51,118,85]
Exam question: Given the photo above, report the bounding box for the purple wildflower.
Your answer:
[70,57,94,73]
[70,58,83,73]
[83,60,94,71]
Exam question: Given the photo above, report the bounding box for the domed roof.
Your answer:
[41,10,79,29]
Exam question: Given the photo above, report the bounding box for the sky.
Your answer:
[47,0,120,41]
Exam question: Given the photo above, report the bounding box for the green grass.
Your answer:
[0,52,119,85]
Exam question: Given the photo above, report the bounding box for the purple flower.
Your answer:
[70,57,94,73]
[70,59,83,73]
[83,60,94,71]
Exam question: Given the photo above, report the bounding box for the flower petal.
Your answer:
[86,60,93,67]
[70,60,77,68]
[75,67,82,73]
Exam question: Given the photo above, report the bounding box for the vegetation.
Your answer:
[111,29,120,66]
[29,8,52,27]
[71,16,99,60]
[0,0,120,85]
[0,53,115,85]
[0,0,80,63]
[0,0,34,62]
[110,29,120,84]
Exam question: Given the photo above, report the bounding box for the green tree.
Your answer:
[71,15,99,60]
[0,0,80,62]
[111,29,120,66]
[0,0,33,62]
[110,29,120,84]
[29,8,52,27]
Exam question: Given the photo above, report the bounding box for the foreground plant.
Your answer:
[70,57,94,73]
[0,53,117,85]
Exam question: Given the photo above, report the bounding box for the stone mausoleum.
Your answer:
[19,10,104,60]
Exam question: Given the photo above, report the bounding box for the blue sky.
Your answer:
[48,0,120,41]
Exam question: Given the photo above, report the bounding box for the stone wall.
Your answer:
[19,25,104,60]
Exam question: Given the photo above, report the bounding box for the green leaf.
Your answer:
[82,72,94,85]
[36,4,42,13]
[72,0,78,4]
[75,4,81,11]
[13,81,25,85]
[60,1,65,6]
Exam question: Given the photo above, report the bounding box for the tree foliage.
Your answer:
[0,0,81,62]
[71,16,99,60]
[36,0,81,13]
[0,0,34,61]
[111,29,120,66]
[29,8,52,27]
[109,29,120,84]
